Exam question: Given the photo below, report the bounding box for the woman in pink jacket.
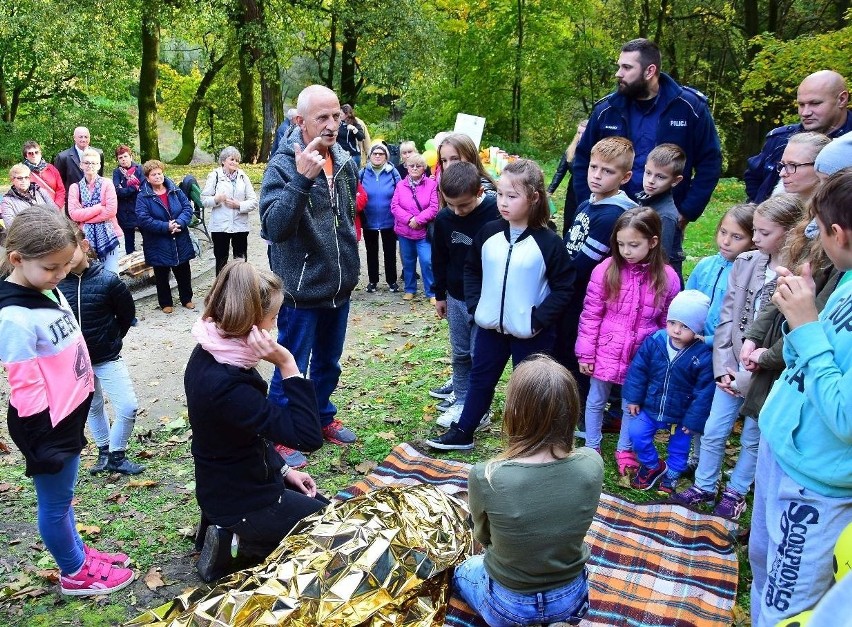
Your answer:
[390,152,439,302]
[68,148,122,275]
[576,207,680,474]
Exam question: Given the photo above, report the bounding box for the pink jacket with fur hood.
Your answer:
[576,257,680,384]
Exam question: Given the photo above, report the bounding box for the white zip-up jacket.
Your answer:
[201,167,258,233]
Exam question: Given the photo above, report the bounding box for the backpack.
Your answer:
[178,174,204,219]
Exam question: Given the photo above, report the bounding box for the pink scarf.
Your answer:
[191,318,260,369]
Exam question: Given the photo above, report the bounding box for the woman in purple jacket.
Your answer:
[390,152,439,302]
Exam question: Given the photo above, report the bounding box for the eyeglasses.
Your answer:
[371,151,386,156]
[13,175,30,180]
[407,164,425,169]
[776,161,815,175]
[82,161,100,166]
[25,150,41,156]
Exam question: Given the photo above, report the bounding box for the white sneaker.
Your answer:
[437,405,492,431]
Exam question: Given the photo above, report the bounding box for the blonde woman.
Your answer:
[2,163,59,229]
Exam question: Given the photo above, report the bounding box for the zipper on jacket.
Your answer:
[297,254,308,292]
[658,342,687,418]
[330,157,348,308]
[498,242,515,334]
[708,265,724,308]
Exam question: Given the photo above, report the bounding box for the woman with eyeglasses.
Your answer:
[360,141,401,294]
[777,132,831,201]
[21,141,66,208]
[68,148,123,274]
[1,163,60,231]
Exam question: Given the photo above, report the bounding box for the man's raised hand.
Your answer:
[295,137,327,179]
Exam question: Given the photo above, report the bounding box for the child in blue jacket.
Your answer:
[623,290,715,493]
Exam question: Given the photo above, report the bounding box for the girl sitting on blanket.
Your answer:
[453,355,603,626]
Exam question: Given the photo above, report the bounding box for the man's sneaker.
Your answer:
[322,420,357,445]
[614,450,640,475]
[672,485,717,508]
[196,525,233,583]
[89,445,110,475]
[388,283,401,293]
[657,473,679,496]
[436,393,457,412]
[273,444,308,469]
[106,450,145,475]
[429,379,454,399]
[84,544,130,567]
[425,423,474,451]
[365,283,377,293]
[60,556,135,596]
[631,460,668,491]
[436,404,492,431]
[713,487,747,521]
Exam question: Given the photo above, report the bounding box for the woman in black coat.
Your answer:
[135,160,196,313]
[112,145,142,253]
[185,260,328,582]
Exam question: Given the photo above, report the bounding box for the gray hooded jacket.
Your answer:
[260,128,360,309]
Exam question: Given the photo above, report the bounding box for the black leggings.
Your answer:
[363,228,398,285]
[153,262,193,308]
[211,231,249,275]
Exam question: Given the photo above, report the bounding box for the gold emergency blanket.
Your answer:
[127,484,472,626]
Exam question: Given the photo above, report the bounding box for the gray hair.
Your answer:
[219,146,241,165]
[286,108,297,120]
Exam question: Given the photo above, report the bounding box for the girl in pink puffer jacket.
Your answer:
[576,208,680,474]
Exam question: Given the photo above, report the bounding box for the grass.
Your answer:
[0,174,753,625]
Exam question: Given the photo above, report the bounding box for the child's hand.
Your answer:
[284,469,317,497]
[681,426,693,435]
[716,370,738,396]
[743,347,768,372]
[773,263,818,329]
[434,299,447,319]
[627,403,640,416]
[579,362,594,376]
[739,339,757,367]
[248,326,299,376]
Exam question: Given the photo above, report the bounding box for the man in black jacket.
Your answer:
[53,127,104,198]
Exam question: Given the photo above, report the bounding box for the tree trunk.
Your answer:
[510,0,524,143]
[138,1,161,161]
[238,40,260,162]
[340,21,359,104]
[171,53,229,165]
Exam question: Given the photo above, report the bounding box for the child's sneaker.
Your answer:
[273,444,308,469]
[614,450,640,475]
[657,473,679,496]
[429,379,454,399]
[60,556,135,596]
[436,393,457,412]
[425,423,474,451]
[672,485,716,507]
[84,544,130,567]
[712,487,747,521]
[631,460,667,490]
[436,405,492,431]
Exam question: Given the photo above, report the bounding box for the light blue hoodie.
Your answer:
[759,275,852,497]
[685,252,734,346]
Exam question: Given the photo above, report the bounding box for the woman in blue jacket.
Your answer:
[112,146,142,253]
[360,141,401,293]
[135,160,196,313]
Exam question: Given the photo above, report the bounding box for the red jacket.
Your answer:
[355,182,368,242]
[29,164,66,208]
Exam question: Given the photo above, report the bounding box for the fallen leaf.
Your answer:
[383,415,402,424]
[0,440,10,454]
[164,417,187,432]
[106,491,128,505]
[76,524,101,536]
[0,483,11,492]
[177,527,196,538]
[355,460,378,474]
[143,567,165,590]
[137,450,155,459]
[375,431,396,441]
[128,479,159,488]
[35,569,59,583]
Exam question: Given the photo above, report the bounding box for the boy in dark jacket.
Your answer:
[623,290,714,493]
[58,234,142,475]
[431,163,500,426]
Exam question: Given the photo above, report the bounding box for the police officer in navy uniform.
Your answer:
[744,70,850,203]
[573,38,722,226]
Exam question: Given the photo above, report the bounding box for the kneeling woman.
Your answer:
[454,355,603,626]
[185,259,328,582]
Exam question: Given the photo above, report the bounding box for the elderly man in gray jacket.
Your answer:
[260,85,360,465]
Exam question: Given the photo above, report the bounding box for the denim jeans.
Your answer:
[584,377,632,450]
[629,410,693,476]
[88,357,138,451]
[447,295,477,404]
[268,302,350,427]
[398,236,434,296]
[101,240,123,275]
[454,555,589,626]
[456,327,555,434]
[32,455,85,574]
[694,388,759,494]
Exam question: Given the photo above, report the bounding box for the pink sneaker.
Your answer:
[60,556,135,596]
[84,544,130,567]
[615,450,640,475]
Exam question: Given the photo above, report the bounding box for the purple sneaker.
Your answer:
[672,485,716,507]
[713,487,747,521]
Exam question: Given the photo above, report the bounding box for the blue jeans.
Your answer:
[629,410,692,476]
[454,555,589,626]
[268,302,350,427]
[584,377,632,450]
[456,327,555,434]
[694,388,759,494]
[88,358,138,451]
[32,455,85,574]
[447,295,477,404]
[398,236,434,296]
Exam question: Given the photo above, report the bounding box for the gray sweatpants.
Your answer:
[447,295,477,405]
[749,439,852,626]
